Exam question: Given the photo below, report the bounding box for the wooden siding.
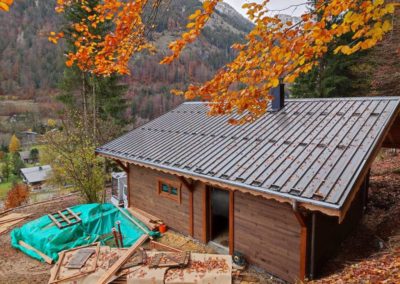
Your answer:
[311,182,365,276]
[234,191,302,283]
[193,182,205,241]
[129,164,205,238]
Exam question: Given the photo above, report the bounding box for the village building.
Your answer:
[96,93,400,283]
[18,150,39,164]
[19,131,38,147]
[20,165,52,190]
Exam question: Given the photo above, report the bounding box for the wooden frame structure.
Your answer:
[48,208,81,229]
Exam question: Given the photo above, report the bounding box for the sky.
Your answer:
[224,0,309,17]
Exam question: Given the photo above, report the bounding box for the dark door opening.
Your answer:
[209,187,229,248]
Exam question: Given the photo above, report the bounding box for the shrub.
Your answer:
[5,183,30,209]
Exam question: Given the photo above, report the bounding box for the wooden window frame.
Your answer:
[157,179,181,204]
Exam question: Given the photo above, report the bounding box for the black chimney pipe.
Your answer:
[271,80,285,112]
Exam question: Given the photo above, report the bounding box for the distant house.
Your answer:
[96,92,400,283]
[19,150,38,164]
[19,131,38,147]
[20,165,52,190]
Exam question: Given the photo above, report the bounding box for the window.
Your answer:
[158,179,181,203]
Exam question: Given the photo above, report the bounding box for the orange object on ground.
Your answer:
[159,224,167,233]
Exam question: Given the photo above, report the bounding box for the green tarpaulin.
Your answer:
[10,203,158,262]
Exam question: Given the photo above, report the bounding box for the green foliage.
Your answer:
[10,153,25,176]
[57,0,128,130]
[1,156,11,181]
[29,148,39,161]
[42,111,105,203]
[292,15,371,99]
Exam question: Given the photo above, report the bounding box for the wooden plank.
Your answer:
[229,190,234,255]
[48,214,62,228]
[96,234,148,284]
[127,163,131,208]
[294,211,307,281]
[149,240,183,253]
[65,248,96,269]
[50,243,100,284]
[189,186,194,237]
[127,208,158,230]
[66,208,81,222]
[0,218,28,235]
[113,204,149,236]
[202,186,208,243]
[0,213,30,223]
[0,216,28,225]
[19,240,53,264]
[57,211,71,224]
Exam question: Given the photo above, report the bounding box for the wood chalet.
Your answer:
[96,92,400,283]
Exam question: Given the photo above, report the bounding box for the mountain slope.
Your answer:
[0,0,253,123]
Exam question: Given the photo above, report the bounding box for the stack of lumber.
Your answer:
[0,212,31,235]
[47,236,232,284]
[127,207,163,231]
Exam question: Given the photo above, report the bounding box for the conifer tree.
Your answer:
[58,0,127,141]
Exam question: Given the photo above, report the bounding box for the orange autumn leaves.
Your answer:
[50,0,154,75]
[51,0,396,122]
[167,0,396,122]
[0,0,13,12]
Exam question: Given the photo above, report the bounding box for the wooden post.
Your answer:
[229,190,234,255]
[202,186,208,243]
[126,163,130,208]
[189,188,194,237]
[179,177,194,238]
[294,211,307,281]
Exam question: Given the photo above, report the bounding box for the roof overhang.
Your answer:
[97,97,400,222]
[97,151,343,219]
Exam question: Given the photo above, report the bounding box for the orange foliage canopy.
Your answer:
[51,0,397,122]
[0,0,13,12]
[5,183,29,209]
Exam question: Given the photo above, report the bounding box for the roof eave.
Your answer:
[96,149,343,218]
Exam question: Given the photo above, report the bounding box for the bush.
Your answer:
[5,183,30,209]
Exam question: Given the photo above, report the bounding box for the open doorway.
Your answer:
[209,187,229,248]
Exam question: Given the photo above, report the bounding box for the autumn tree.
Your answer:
[50,0,397,122]
[5,183,29,209]
[0,0,12,12]
[8,134,21,153]
[56,0,128,139]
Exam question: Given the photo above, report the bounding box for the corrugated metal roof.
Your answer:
[20,165,52,184]
[96,97,400,210]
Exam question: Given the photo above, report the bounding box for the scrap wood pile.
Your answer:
[48,238,232,284]
[0,212,31,236]
[9,203,160,263]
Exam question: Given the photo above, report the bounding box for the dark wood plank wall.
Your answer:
[130,165,189,235]
[193,182,205,241]
[311,184,365,276]
[234,191,302,283]
[129,165,205,238]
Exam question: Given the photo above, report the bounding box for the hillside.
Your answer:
[0,0,253,131]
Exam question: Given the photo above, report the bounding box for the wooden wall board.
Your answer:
[234,191,302,283]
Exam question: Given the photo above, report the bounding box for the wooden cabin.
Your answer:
[96,96,400,283]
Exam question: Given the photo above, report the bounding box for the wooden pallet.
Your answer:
[48,208,81,229]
